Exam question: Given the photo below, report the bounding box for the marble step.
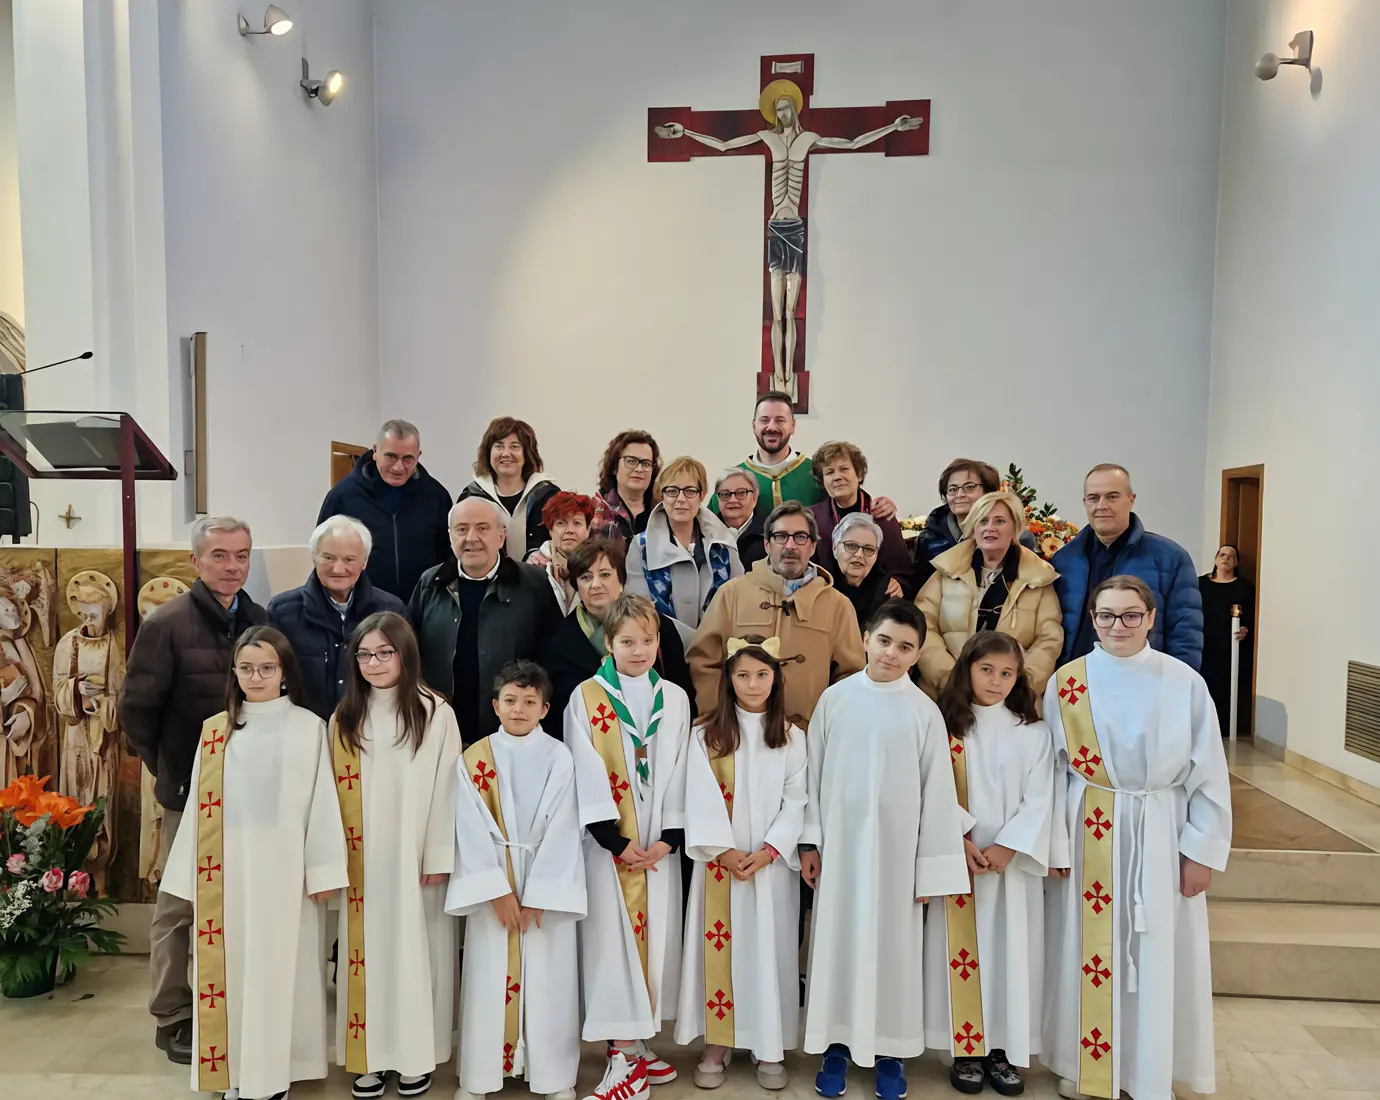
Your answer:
[1213,848,1380,905]
[1209,899,1380,1002]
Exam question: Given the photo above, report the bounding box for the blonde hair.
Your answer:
[602,593,660,642]
[655,455,708,498]
[961,491,1028,540]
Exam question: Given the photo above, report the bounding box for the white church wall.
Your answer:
[1208,1,1380,787]
[0,0,22,327]
[374,0,1226,549]
[158,0,379,548]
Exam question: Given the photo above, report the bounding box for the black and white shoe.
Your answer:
[398,1073,433,1097]
[983,1052,1023,1097]
[353,1073,388,1099]
[949,1058,985,1094]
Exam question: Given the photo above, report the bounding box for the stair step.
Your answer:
[1214,848,1380,904]
[1209,899,1380,1001]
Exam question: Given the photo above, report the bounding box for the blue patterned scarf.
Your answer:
[637,533,732,621]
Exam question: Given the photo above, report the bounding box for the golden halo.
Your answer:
[759,79,804,125]
[67,570,118,616]
[137,576,189,620]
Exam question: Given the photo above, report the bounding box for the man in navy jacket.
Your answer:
[1053,464,1204,669]
[316,419,452,601]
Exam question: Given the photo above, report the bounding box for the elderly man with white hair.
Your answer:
[267,514,408,718]
[408,495,562,744]
[711,466,768,570]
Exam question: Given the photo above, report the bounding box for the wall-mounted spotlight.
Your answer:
[238,5,292,37]
[1255,30,1313,80]
[300,58,343,106]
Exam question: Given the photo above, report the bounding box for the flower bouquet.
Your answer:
[0,774,124,998]
[1002,464,1080,558]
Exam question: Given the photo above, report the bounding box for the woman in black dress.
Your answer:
[1198,544,1254,737]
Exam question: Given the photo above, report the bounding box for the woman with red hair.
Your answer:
[535,491,595,613]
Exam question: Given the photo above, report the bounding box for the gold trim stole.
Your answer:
[702,746,736,1046]
[194,713,231,1092]
[331,731,369,1074]
[945,734,986,1060]
[463,738,524,1076]
[579,680,650,985]
[1055,657,1115,1099]
[742,452,809,509]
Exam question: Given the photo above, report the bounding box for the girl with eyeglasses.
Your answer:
[328,611,462,1100]
[1042,576,1231,1100]
[160,626,348,1100]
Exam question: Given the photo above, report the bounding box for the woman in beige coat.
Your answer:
[914,490,1063,698]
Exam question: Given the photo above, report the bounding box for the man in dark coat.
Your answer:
[1052,463,1204,669]
[316,418,452,601]
[409,496,562,744]
[267,515,407,718]
[120,517,267,1065]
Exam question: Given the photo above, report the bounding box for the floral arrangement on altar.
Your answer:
[0,775,124,998]
[899,464,1080,559]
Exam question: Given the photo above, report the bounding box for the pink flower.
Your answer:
[67,870,90,898]
[40,867,65,893]
[5,853,24,874]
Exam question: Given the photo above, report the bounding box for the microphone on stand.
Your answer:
[23,351,94,376]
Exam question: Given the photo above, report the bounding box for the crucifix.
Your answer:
[649,54,930,412]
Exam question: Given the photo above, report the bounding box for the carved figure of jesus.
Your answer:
[656,79,922,400]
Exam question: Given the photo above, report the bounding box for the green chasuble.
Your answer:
[742,453,823,523]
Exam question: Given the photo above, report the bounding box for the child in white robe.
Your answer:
[448,660,586,1100]
[800,600,971,1100]
[329,611,461,1100]
[675,635,807,1090]
[564,594,692,1100]
[924,631,1055,1095]
[161,626,348,1100]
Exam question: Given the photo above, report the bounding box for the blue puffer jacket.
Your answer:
[1052,514,1204,669]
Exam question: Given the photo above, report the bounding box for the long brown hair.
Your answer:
[596,429,662,500]
[938,631,1039,739]
[474,416,543,481]
[224,626,307,735]
[332,611,440,756]
[700,637,789,758]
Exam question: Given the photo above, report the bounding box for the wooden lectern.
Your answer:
[0,411,178,654]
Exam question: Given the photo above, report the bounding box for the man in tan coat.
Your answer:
[689,501,865,724]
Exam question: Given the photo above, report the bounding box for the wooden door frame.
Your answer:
[1219,463,1264,737]
[331,441,370,486]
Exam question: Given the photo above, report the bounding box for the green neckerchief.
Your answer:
[594,654,663,791]
[577,606,607,657]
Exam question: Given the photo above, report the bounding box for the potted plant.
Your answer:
[0,774,124,998]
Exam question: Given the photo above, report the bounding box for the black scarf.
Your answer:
[973,544,1021,633]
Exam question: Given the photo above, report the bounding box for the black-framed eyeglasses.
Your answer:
[1092,610,1146,629]
[356,647,399,665]
[768,531,814,546]
[621,455,655,472]
[661,486,701,500]
[945,481,982,497]
[839,540,877,558]
[717,488,755,502]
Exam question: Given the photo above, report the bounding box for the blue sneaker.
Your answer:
[874,1058,907,1100]
[815,1044,851,1097]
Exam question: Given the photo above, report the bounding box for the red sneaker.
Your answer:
[583,1052,650,1100]
[606,1043,677,1086]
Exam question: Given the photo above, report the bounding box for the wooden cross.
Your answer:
[59,504,80,528]
[649,54,930,412]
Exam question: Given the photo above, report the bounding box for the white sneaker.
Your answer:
[583,1051,651,1100]
[354,1074,387,1100]
[607,1042,677,1085]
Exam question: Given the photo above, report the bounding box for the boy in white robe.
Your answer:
[448,660,586,1100]
[800,600,971,1100]
[564,594,692,1100]
[923,631,1055,1095]
[1042,576,1231,1100]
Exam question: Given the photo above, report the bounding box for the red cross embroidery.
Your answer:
[348,887,363,913]
[472,760,496,792]
[199,792,221,819]
[200,1045,225,1071]
[719,781,733,806]
[1059,676,1087,706]
[349,949,364,977]
[705,919,731,951]
[950,948,979,981]
[198,856,220,883]
[346,826,363,852]
[706,989,734,1020]
[954,893,970,909]
[1072,746,1102,778]
[197,919,222,946]
[633,911,647,939]
[954,1021,984,1054]
[1084,807,1112,840]
[503,1041,516,1073]
[592,704,616,733]
[1081,1027,1110,1060]
[1082,954,1111,988]
[608,770,630,805]
[337,765,360,790]
[202,729,224,755]
[1083,881,1112,915]
[348,1012,365,1038]
[198,982,224,1009]
[949,735,964,760]
[506,977,520,1004]
[707,859,727,882]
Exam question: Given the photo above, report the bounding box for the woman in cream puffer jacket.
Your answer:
[913,491,1064,699]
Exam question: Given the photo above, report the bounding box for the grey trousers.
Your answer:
[148,806,193,1028]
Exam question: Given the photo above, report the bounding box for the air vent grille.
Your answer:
[1345,661,1380,764]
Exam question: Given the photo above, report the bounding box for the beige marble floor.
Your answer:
[1226,742,1380,852]
[3,957,1379,1100]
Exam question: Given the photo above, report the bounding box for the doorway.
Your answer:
[331,441,370,486]
[1219,464,1264,737]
